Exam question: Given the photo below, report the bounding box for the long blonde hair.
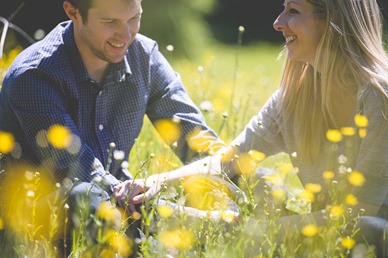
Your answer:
[278,0,388,161]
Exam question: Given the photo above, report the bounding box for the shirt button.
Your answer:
[98,124,104,131]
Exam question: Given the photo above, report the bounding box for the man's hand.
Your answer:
[112,176,163,214]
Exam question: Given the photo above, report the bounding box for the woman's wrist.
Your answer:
[145,173,167,187]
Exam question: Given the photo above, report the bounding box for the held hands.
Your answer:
[113,175,163,214]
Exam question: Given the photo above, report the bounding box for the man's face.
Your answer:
[74,0,142,65]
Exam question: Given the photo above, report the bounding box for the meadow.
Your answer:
[0,37,376,257]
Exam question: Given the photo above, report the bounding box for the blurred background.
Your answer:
[1,0,387,60]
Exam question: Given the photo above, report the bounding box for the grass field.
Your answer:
[0,41,377,257]
[129,42,284,172]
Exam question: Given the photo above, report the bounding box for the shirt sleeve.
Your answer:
[145,43,225,163]
[353,87,388,207]
[231,90,285,156]
[5,69,121,191]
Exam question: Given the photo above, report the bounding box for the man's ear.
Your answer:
[63,1,78,21]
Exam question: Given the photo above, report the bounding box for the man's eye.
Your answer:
[131,15,141,21]
[289,8,300,14]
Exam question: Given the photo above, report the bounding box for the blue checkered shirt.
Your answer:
[0,21,222,192]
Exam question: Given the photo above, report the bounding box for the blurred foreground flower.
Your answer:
[345,194,358,206]
[323,170,335,180]
[96,201,121,226]
[354,114,368,128]
[159,228,195,250]
[301,224,318,237]
[155,119,181,145]
[0,131,15,154]
[341,237,356,249]
[348,170,365,187]
[106,230,133,257]
[187,127,225,154]
[326,129,343,143]
[341,127,356,136]
[157,205,174,218]
[1,167,62,241]
[305,183,321,193]
[47,124,72,149]
[330,205,344,219]
[182,175,235,211]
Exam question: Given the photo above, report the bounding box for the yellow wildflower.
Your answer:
[100,248,116,258]
[248,150,266,162]
[330,205,344,219]
[263,173,283,186]
[354,114,368,127]
[155,119,181,145]
[301,224,319,237]
[341,127,356,136]
[323,170,335,180]
[358,128,367,138]
[326,129,343,143]
[221,211,237,223]
[0,131,14,154]
[47,124,71,149]
[300,190,315,203]
[235,153,257,177]
[159,228,195,250]
[157,205,174,218]
[106,230,133,257]
[341,237,356,249]
[348,170,365,187]
[271,188,286,200]
[345,194,358,206]
[96,201,119,225]
[305,183,322,193]
[131,211,142,221]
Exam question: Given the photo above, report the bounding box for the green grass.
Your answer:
[129,42,284,173]
[0,42,378,257]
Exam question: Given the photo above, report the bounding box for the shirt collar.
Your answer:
[102,56,131,84]
[62,21,90,83]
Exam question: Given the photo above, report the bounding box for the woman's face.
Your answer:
[273,0,326,64]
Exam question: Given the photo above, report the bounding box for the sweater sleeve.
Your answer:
[353,87,388,207]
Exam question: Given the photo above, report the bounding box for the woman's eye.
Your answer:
[289,8,300,14]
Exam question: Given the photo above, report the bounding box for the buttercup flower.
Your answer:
[341,127,356,136]
[348,170,365,187]
[341,237,356,249]
[0,131,15,154]
[354,114,368,127]
[326,129,343,143]
[47,124,71,149]
[323,170,335,180]
[345,194,358,206]
[301,224,319,237]
[157,205,174,218]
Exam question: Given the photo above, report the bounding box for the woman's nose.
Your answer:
[273,13,285,31]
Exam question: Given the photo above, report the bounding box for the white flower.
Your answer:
[200,100,213,112]
[113,150,125,161]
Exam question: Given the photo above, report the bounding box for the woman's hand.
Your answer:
[112,175,164,214]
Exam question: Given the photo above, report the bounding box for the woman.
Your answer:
[115,0,388,255]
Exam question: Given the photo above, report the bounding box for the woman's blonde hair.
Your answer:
[278,0,388,161]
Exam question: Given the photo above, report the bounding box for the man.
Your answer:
[0,0,223,251]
